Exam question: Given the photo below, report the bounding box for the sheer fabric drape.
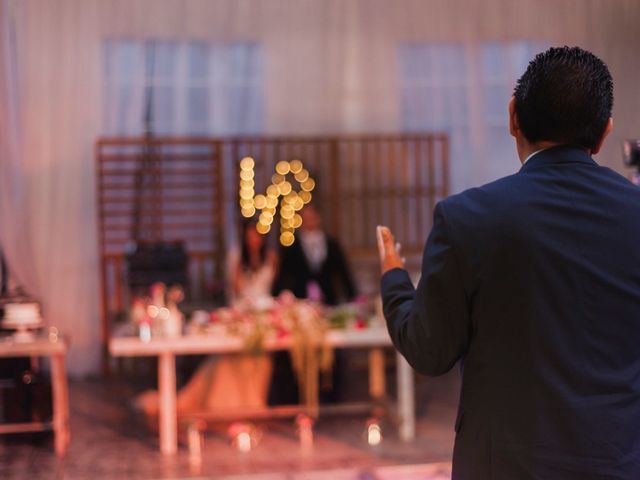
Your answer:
[399,42,548,192]
[1,0,639,374]
[103,41,263,136]
[0,0,39,295]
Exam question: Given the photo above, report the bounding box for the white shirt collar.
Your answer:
[300,230,327,272]
[523,148,547,165]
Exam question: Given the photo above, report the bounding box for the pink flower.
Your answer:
[278,290,296,307]
[276,327,290,338]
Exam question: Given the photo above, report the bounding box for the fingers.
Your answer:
[380,226,396,251]
[376,225,398,255]
[376,226,386,265]
[377,225,394,253]
[376,225,385,254]
[377,225,406,274]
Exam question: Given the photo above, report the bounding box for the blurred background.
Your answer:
[0,1,639,478]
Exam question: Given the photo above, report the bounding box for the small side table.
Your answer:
[0,333,70,456]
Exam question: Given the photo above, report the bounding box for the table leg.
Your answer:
[51,353,70,456]
[158,352,177,455]
[396,352,415,441]
[368,348,386,400]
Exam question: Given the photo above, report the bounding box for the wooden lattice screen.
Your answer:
[97,134,448,365]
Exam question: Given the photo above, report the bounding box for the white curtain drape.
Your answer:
[1,0,103,375]
[0,1,39,294]
[1,0,639,375]
[103,41,263,136]
[399,42,548,193]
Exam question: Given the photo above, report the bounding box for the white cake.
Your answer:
[2,302,43,328]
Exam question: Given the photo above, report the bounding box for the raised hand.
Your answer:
[376,225,405,274]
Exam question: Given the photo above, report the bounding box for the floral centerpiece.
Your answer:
[183,291,382,414]
[205,291,337,414]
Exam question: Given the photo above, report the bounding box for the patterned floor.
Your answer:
[0,359,460,479]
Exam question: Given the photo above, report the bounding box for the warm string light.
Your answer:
[239,157,315,246]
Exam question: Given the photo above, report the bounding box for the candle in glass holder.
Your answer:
[366,418,383,446]
[295,414,314,450]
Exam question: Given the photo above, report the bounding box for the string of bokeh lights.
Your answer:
[239,157,315,246]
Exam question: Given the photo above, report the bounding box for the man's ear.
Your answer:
[591,117,613,155]
[508,96,519,138]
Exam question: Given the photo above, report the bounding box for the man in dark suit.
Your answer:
[378,46,640,478]
[272,204,357,305]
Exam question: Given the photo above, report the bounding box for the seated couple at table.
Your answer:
[136,204,357,416]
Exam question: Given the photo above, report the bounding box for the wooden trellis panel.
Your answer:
[96,134,448,370]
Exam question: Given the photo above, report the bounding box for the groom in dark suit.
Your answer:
[272,204,357,306]
[379,46,640,478]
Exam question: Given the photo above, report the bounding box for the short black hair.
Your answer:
[513,46,613,150]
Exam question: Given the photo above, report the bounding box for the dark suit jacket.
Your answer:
[381,146,640,479]
[272,233,357,305]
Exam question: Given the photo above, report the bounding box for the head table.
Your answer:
[109,326,415,455]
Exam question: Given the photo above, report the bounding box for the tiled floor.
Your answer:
[0,360,460,479]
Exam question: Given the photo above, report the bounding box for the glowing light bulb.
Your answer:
[241,206,256,218]
[266,184,280,198]
[289,159,303,174]
[259,213,274,225]
[254,194,267,209]
[301,178,315,192]
[272,173,285,185]
[281,204,294,219]
[239,156,254,170]
[256,223,271,234]
[295,169,309,183]
[299,191,312,204]
[240,169,254,181]
[275,160,291,175]
[292,197,304,211]
[239,188,255,200]
[280,231,295,246]
[278,181,292,196]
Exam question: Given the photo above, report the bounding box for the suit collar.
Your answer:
[519,145,597,172]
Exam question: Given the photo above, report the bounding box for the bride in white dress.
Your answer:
[137,220,277,416]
